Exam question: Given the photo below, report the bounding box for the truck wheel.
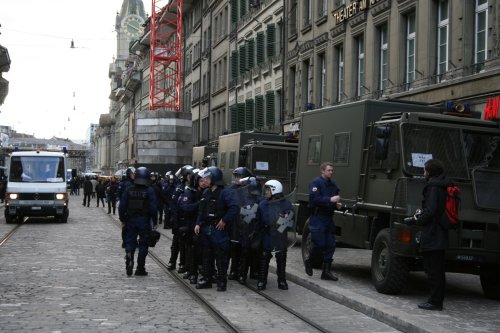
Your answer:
[5,215,16,224]
[371,228,409,294]
[301,219,323,269]
[480,267,500,300]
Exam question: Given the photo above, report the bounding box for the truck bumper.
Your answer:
[5,200,68,217]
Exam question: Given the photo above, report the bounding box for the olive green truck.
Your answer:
[295,100,500,299]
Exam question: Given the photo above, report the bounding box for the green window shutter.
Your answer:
[240,0,247,18]
[256,32,265,64]
[245,99,255,130]
[266,24,276,59]
[255,95,264,128]
[265,91,275,126]
[237,103,246,131]
[231,50,238,79]
[239,44,247,72]
[247,39,255,69]
[230,104,239,133]
[231,0,238,24]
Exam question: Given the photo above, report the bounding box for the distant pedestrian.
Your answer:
[304,162,342,281]
[95,179,106,207]
[82,176,93,207]
[404,159,451,311]
[106,177,118,214]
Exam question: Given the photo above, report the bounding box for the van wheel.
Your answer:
[56,210,69,223]
[5,215,16,224]
[371,228,409,294]
[480,267,500,300]
[301,219,323,269]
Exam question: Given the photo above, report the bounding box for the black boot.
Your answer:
[304,257,313,276]
[196,248,213,289]
[215,249,229,292]
[238,249,249,285]
[166,233,180,270]
[257,252,271,291]
[228,243,240,280]
[276,251,288,290]
[135,256,148,276]
[321,262,338,281]
[125,252,134,277]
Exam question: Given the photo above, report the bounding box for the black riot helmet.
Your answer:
[199,166,224,186]
[232,167,253,178]
[126,167,136,179]
[134,167,151,186]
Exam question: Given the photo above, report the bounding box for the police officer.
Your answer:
[304,162,342,281]
[194,166,239,291]
[166,165,191,272]
[161,171,176,229]
[116,167,135,249]
[119,167,158,276]
[256,180,294,290]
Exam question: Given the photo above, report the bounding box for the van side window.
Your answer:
[307,135,321,165]
[333,132,350,166]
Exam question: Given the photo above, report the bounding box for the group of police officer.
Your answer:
[117,164,304,292]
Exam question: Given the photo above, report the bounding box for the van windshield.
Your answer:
[9,156,65,183]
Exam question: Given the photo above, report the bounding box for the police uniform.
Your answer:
[119,183,158,276]
[166,183,184,270]
[161,179,176,229]
[117,177,134,248]
[307,175,340,279]
[195,186,239,291]
[256,197,293,290]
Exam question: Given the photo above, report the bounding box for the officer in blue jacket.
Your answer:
[116,167,135,249]
[194,166,239,291]
[304,162,342,281]
[119,167,158,277]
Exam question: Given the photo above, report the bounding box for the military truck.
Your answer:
[217,132,295,186]
[295,100,500,299]
[192,145,217,169]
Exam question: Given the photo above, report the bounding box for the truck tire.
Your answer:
[480,267,500,300]
[371,228,409,294]
[56,209,69,223]
[5,215,16,224]
[301,219,323,269]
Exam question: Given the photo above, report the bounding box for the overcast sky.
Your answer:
[0,0,152,141]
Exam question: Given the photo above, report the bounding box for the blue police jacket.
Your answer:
[118,185,158,226]
[308,176,340,214]
[196,186,239,226]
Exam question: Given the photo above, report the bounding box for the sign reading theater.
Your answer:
[333,0,384,24]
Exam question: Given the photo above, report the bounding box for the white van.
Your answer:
[4,151,69,223]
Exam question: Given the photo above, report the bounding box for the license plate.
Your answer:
[32,206,42,210]
[455,254,483,262]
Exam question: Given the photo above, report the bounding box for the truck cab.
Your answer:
[4,151,69,223]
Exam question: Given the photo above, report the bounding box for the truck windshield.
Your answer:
[9,156,65,183]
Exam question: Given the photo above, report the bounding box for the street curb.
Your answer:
[268,264,455,333]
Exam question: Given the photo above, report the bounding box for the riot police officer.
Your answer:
[116,167,135,249]
[194,166,239,291]
[166,165,192,272]
[162,171,176,229]
[256,180,294,290]
[228,167,261,284]
[119,167,158,276]
[304,162,342,281]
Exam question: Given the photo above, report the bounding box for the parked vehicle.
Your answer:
[294,100,500,299]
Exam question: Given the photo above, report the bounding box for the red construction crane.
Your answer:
[150,0,183,111]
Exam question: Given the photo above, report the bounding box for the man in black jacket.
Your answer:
[82,176,93,207]
[406,159,452,311]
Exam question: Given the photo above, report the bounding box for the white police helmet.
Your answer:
[264,180,283,196]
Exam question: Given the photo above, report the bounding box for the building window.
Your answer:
[475,0,488,70]
[303,0,312,27]
[318,0,327,18]
[356,35,365,97]
[379,24,388,91]
[437,0,449,81]
[318,53,326,107]
[336,44,345,102]
[405,12,416,90]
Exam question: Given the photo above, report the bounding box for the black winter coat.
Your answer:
[414,174,453,252]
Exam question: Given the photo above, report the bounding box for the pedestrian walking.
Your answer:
[106,177,118,214]
[304,162,342,281]
[82,176,93,207]
[96,178,106,207]
[119,167,158,276]
[404,159,451,311]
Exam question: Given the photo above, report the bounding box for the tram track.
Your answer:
[0,218,25,247]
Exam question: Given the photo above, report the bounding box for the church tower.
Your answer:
[115,0,146,64]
